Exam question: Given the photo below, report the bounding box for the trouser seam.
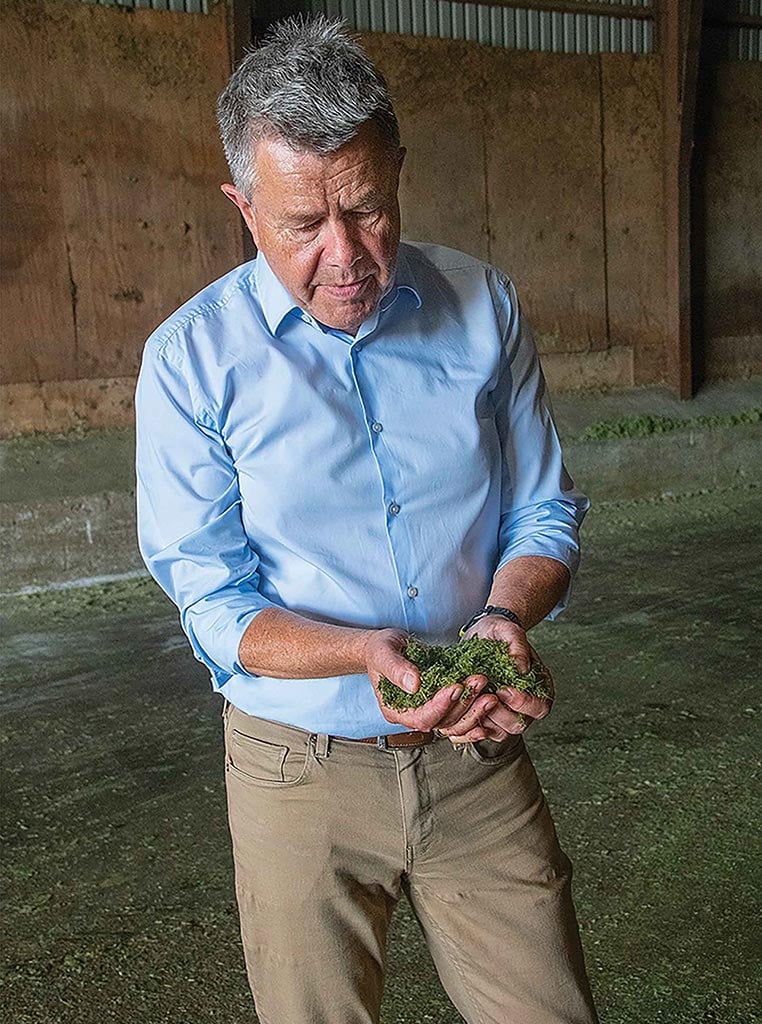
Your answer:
[393,751,412,873]
[409,885,489,1024]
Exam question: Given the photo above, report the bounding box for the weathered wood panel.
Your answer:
[363,34,489,262]
[364,33,612,370]
[484,47,610,360]
[1,0,78,385]
[601,53,667,386]
[702,61,762,381]
[1,0,240,386]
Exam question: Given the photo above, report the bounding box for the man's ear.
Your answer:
[220,184,259,247]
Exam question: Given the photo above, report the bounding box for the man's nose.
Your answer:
[323,218,364,270]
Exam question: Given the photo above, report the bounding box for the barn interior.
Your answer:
[1,2,760,1022]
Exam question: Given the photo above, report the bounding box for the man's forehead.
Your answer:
[252,126,397,205]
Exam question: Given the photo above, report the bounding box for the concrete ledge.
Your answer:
[0,379,136,438]
[565,422,760,502]
[1,491,144,594]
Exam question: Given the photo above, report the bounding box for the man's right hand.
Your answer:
[365,628,499,735]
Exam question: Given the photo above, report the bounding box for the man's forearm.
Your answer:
[486,555,571,630]
[238,607,374,678]
[239,555,569,678]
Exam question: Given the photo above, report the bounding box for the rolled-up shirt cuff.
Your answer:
[494,539,580,620]
[182,598,277,688]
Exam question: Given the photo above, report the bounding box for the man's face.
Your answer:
[222,122,405,335]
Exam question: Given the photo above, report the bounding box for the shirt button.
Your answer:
[407,586,419,599]
[371,421,383,433]
[354,343,364,354]
[388,502,401,516]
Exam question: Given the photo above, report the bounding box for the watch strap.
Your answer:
[459,605,525,638]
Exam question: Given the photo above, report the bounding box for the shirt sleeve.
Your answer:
[488,271,590,618]
[135,336,276,688]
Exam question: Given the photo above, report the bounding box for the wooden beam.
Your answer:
[228,0,251,69]
[458,0,653,19]
[660,0,703,399]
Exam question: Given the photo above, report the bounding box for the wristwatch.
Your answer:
[459,605,525,638]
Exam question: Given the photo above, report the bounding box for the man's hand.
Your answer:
[434,616,555,744]
[365,628,501,734]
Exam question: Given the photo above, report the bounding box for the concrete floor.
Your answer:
[1,483,760,1023]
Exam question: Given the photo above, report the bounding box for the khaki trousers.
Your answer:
[223,701,598,1024]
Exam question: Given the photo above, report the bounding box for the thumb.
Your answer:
[379,650,420,694]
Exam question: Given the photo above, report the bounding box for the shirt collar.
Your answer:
[254,252,301,337]
[383,245,423,314]
[253,245,423,339]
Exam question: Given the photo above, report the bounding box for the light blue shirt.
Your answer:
[135,242,589,738]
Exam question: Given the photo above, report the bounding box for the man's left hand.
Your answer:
[435,616,554,745]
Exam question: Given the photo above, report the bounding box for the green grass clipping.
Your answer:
[378,636,552,711]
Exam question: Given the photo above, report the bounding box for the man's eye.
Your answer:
[296,222,320,233]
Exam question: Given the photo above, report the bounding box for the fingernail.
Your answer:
[502,687,516,699]
[403,672,417,693]
[450,686,464,702]
[484,698,498,711]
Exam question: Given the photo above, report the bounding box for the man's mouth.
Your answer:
[317,276,372,300]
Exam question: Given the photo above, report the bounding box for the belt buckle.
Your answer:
[376,735,388,750]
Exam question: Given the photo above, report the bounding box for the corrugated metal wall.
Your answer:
[74,0,207,11]
[311,0,762,61]
[714,0,762,61]
[310,0,655,54]
[61,0,762,62]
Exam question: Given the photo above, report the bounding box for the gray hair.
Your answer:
[216,16,401,199]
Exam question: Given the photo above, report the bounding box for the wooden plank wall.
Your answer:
[363,32,662,393]
[701,61,762,382]
[1,8,758,434]
[1,0,240,431]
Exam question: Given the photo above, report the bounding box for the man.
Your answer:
[136,16,598,1024]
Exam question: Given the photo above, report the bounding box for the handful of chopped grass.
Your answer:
[378,636,553,711]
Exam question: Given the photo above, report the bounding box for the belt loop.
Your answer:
[376,735,388,750]
[315,733,330,759]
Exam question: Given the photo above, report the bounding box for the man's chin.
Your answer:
[312,294,380,334]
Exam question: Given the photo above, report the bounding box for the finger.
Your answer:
[482,704,530,735]
[378,680,471,729]
[436,693,499,737]
[447,726,490,745]
[399,684,464,731]
[434,675,491,729]
[448,717,509,743]
[495,687,553,721]
[446,703,525,743]
[374,645,421,694]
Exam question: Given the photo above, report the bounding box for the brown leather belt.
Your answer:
[340,730,436,748]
